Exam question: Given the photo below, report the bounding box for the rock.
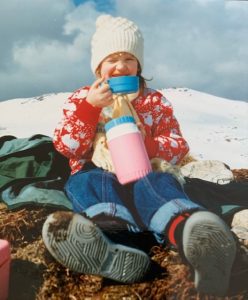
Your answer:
[181,160,234,184]
[232,209,248,228]
[231,209,248,246]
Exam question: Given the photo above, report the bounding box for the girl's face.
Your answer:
[99,52,138,79]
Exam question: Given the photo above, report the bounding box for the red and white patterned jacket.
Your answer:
[53,86,189,174]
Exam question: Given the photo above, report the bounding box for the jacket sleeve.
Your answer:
[53,87,102,161]
[144,91,189,164]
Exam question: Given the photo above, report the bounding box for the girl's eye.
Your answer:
[106,59,117,63]
[105,57,136,64]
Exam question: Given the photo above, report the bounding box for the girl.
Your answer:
[42,15,236,296]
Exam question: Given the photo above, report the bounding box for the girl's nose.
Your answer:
[115,60,127,71]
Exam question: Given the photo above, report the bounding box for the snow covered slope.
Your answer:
[0,88,247,168]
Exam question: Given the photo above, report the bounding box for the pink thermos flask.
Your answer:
[0,240,10,300]
[105,116,152,184]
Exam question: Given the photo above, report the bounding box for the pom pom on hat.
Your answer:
[91,15,144,74]
[95,14,113,28]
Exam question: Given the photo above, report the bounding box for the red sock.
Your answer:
[168,213,190,247]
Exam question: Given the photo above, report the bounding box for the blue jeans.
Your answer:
[65,165,202,244]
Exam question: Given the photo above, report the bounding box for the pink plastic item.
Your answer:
[0,240,10,300]
[105,116,152,184]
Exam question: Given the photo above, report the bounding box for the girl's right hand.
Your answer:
[86,77,114,108]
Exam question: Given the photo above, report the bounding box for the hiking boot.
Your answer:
[91,213,158,253]
[42,211,151,283]
[182,211,236,296]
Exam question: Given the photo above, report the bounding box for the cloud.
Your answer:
[0,0,99,99]
[115,0,248,100]
[0,0,248,101]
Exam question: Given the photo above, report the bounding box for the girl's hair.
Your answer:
[137,63,147,93]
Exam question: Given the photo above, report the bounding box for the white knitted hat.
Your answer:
[91,15,144,74]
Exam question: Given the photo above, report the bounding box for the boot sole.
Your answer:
[183,211,236,296]
[42,212,150,283]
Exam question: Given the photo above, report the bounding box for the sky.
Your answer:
[0,0,248,102]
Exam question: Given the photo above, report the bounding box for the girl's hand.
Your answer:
[86,77,114,108]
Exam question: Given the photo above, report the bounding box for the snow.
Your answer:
[162,88,248,169]
[0,93,70,138]
[0,88,247,169]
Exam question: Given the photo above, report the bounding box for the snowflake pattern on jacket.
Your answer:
[53,87,189,174]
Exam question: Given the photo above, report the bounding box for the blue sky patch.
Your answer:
[73,0,115,12]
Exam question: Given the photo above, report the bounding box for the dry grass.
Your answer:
[0,168,248,299]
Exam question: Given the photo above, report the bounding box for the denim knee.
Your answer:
[64,168,141,232]
[132,172,203,243]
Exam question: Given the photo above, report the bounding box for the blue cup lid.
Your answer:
[105,116,135,131]
[107,76,139,94]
